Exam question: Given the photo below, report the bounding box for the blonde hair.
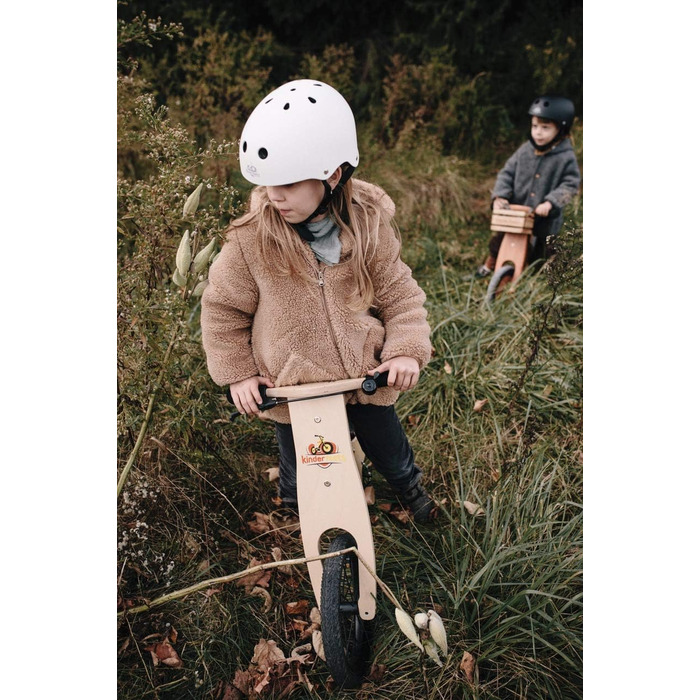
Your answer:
[231,178,396,311]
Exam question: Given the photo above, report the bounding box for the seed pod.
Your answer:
[395,608,423,651]
[427,610,448,655]
[193,237,217,274]
[192,280,209,297]
[175,230,191,277]
[311,629,326,661]
[414,612,429,630]
[172,268,187,287]
[182,182,204,218]
[210,251,220,265]
[423,638,444,667]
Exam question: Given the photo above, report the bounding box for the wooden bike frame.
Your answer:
[266,379,377,621]
[491,204,534,282]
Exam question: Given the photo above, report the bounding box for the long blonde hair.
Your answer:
[232,178,396,311]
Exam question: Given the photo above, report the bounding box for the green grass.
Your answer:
[117,140,583,698]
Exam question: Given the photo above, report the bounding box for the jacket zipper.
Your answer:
[315,265,350,374]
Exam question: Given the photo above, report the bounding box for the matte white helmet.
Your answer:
[239,79,360,186]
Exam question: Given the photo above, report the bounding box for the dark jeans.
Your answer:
[274,403,423,505]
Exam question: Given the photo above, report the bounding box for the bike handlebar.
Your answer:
[226,371,390,419]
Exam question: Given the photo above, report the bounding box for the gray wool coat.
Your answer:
[492,138,581,238]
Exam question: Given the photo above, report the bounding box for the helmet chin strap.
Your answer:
[293,165,355,241]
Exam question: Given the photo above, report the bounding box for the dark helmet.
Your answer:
[528,96,575,133]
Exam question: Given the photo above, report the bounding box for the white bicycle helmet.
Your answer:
[239,79,360,186]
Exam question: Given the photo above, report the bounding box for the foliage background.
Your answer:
[117,1,584,698]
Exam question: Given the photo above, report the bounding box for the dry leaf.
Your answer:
[309,607,322,625]
[407,414,421,427]
[285,600,310,616]
[251,586,273,612]
[144,639,183,668]
[460,650,476,682]
[247,512,273,534]
[235,558,272,592]
[312,629,325,661]
[272,547,292,575]
[464,501,485,516]
[264,467,280,482]
[367,662,386,682]
[444,361,453,374]
[364,485,376,505]
[473,398,488,412]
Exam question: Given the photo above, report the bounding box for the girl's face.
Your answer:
[530,117,559,147]
[267,179,326,224]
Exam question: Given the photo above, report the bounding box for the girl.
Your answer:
[201,79,435,523]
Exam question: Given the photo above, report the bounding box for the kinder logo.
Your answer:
[246,164,260,178]
[302,435,347,468]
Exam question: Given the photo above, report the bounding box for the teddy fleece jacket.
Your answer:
[492,137,581,237]
[200,179,432,423]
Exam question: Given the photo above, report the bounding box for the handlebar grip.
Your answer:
[361,371,390,395]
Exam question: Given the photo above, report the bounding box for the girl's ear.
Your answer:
[327,166,343,190]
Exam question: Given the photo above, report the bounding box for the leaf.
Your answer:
[285,600,310,616]
[247,512,273,534]
[473,398,488,412]
[464,501,485,516]
[264,467,280,482]
[364,485,376,505]
[443,361,453,374]
[311,629,325,661]
[460,650,476,682]
[144,639,183,668]
[251,585,273,612]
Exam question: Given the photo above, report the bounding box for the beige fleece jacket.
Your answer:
[201,179,432,423]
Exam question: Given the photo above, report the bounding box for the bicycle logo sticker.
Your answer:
[302,435,348,468]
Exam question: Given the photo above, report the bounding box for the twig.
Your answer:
[118,546,406,617]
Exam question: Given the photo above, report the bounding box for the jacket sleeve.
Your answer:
[370,223,432,369]
[544,153,581,211]
[200,229,260,386]
[491,147,520,201]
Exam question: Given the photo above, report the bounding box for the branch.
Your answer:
[118,546,406,617]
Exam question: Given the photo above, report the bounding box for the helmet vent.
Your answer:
[242,141,247,152]
[265,98,273,104]
[543,100,550,107]
[308,97,317,104]
[284,103,290,110]
[258,148,268,159]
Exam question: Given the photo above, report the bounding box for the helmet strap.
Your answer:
[293,165,355,240]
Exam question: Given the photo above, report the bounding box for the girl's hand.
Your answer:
[493,197,510,210]
[535,201,553,217]
[229,376,275,415]
[373,356,420,392]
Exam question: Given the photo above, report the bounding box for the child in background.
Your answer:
[201,79,436,523]
[476,95,581,277]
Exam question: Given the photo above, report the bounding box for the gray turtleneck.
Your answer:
[305,216,341,265]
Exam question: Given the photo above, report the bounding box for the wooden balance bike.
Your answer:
[486,204,535,302]
[230,372,390,688]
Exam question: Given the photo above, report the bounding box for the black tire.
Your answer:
[320,532,370,689]
[486,264,515,302]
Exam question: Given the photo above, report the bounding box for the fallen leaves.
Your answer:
[217,637,319,698]
[473,398,488,412]
[142,627,183,668]
[460,650,476,682]
[463,501,485,516]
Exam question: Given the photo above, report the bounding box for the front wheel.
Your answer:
[320,532,370,689]
[486,264,515,302]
